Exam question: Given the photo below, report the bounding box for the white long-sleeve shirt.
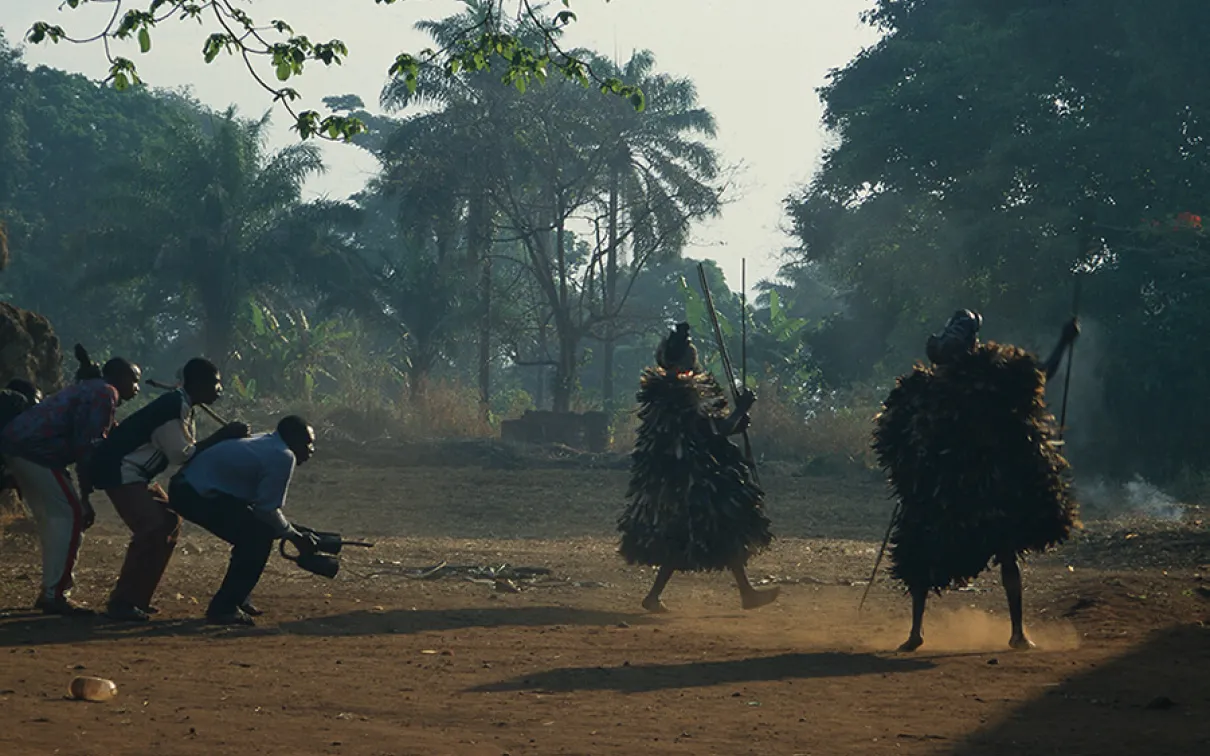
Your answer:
[91,389,196,489]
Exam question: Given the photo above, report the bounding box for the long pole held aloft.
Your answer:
[741,259,749,393]
[696,262,758,482]
[1057,273,1082,441]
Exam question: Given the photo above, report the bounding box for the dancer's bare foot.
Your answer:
[898,634,924,652]
[1009,633,1036,650]
[740,586,780,610]
[642,595,669,613]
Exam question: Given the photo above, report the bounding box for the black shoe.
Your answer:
[140,605,160,615]
[239,602,263,617]
[105,601,150,622]
[205,608,255,626]
[34,595,95,617]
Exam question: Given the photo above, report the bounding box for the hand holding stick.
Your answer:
[696,263,759,482]
[144,378,230,425]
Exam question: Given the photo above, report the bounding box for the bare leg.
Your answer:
[899,585,927,651]
[642,565,674,613]
[1000,552,1034,650]
[729,559,779,610]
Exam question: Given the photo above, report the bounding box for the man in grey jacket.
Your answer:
[167,415,318,626]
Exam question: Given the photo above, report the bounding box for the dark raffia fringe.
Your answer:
[618,367,774,572]
[872,343,1079,594]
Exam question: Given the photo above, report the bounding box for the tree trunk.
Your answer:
[551,206,577,413]
[477,255,492,419]
[408,350,433,415]
[467,193,493,422]
[201,291,236,370]
[199,239,237,369]
[535,318,548,409]
[602,169,620,412]
[408,369,429,403]
[551,326,577,414]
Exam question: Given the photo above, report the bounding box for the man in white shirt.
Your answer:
[90,358,249,622]
[167,415,318,626]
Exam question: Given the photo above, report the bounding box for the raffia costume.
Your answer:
[872,325,1078,598]
[618,335,773,573]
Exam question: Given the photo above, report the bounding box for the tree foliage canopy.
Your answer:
[783,0,1210,477]
[26,0,644,140]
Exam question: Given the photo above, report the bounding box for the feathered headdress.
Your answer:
[655,322,699,374]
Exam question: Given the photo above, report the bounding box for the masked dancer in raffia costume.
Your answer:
[873,309,1081,651]
[618,322,778,613]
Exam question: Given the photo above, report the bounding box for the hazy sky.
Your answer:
[0,0,879,291]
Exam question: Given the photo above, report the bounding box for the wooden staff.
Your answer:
[696,262,758,482]
[1057,274,1081,441]
[741,258,748,391]
[859,500,901,612]
[145,378,229,425]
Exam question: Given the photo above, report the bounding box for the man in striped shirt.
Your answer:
[1,359,141,615]
[89,358,249,622]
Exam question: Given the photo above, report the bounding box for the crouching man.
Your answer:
[90,358,250,621]
[167,416,318,626]
[0,359,141,615]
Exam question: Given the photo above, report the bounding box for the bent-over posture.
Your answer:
[0,359,140,614]
[90,358,249,621]
[167,416,317,626]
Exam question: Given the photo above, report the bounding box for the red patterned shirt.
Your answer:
[0,379,119,469]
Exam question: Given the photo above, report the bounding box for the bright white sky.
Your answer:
[0,0,879,292]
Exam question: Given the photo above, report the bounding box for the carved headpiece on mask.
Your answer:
[925,309,983,365]
[655,322,699,373]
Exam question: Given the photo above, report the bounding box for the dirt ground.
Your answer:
[1,444,1208,755]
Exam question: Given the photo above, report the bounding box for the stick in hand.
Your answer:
[144,378,230,425]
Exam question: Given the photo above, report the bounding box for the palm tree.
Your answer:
[585,50,722,410]
[84,106,329,365]
[377,0,520,419]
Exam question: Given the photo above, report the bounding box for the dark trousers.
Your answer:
[106,482,182,609]
[167,476,275,615]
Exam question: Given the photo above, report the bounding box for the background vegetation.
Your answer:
[3,1,1207,493]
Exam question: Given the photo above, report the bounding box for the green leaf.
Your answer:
[113,72,129,91]
[250,300,267,336]
[716,309,734,339]
[138,27,151,53]
[679,276,707,332]
[276,62,292,81]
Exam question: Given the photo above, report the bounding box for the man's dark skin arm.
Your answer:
[75,456,97,530]
[195,422,250,455]
[1041,318,1081,382]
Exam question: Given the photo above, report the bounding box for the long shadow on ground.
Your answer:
[0,605,652,647]
[470,651,935,694]
[276,605,653,636]
[946,623,1210,756]
[0,610,272,647]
